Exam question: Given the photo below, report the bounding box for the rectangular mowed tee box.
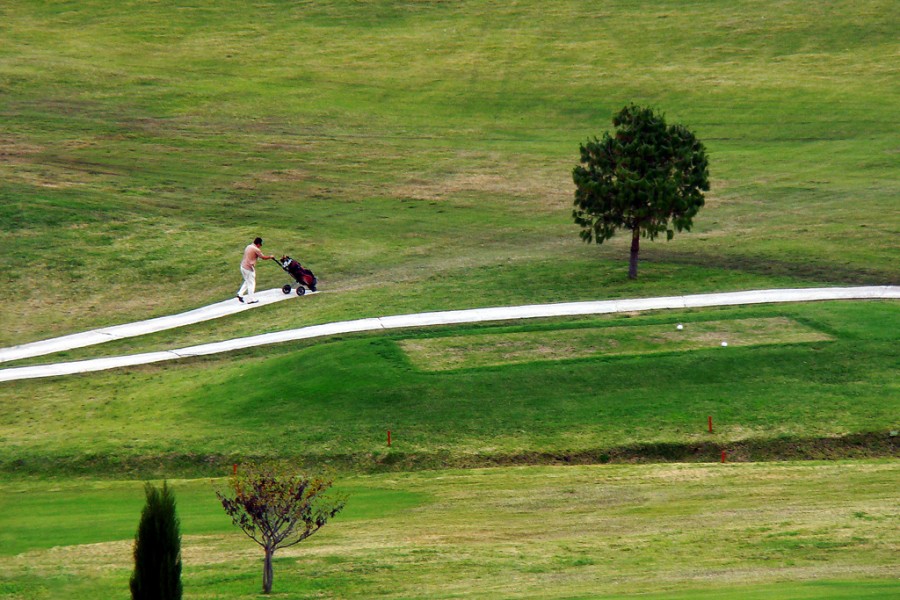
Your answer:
[399,317,833,371]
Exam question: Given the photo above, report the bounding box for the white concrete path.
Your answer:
[0,288,307,364]
[0,286,896,383]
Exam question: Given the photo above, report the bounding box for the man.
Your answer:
[236,237,275,304]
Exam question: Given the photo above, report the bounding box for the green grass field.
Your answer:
[2,0,897,346]
[2,300,897,476]
[2,463,898,599]
[0,0,897,597]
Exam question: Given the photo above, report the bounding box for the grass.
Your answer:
[0,0,897,597]
[1,462,897,598]
[1,0,898,348]
[0,478,426,557]
[399,317,833,371]
[0,260,825,368]
[1,300,896,475]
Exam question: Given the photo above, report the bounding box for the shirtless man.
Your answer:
[236,237,275,304]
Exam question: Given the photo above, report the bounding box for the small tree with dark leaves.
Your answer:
[573,104,710,279]
[130,481,182,600]
[217,462,346,594]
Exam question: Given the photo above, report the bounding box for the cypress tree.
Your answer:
[130,481,183,600]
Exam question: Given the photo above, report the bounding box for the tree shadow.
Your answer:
[641,248,898,286]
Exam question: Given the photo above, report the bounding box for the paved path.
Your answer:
[0,288,305,364]
[1,286,896,383]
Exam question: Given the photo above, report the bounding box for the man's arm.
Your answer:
[255,246,275,261]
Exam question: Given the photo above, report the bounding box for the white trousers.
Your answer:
[238,266,256,301]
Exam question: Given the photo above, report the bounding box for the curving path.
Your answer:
[0,286,896,383]
[0,288,303,364]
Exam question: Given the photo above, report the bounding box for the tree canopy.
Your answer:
[572,104,710,278]
[217,462,346,594]
[130,481,182,600]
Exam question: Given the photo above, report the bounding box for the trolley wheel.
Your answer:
[296,287,306,296]
[282,285,292,295]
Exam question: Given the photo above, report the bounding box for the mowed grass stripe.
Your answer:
[399,317,832,371]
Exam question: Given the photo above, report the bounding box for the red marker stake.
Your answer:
[233,463,238,475]
[708,416,713,433]
[721,451,726,463]
[387,430,392,447]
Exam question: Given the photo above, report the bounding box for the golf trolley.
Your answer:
[277,256,317,296]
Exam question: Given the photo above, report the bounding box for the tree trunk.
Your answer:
[262,547,274,594]
[629,227,640,279]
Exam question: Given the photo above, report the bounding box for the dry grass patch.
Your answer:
[0,138,96,189]
[393,168,570,207]
[400,317,832,371]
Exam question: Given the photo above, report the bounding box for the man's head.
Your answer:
[254,237,263,247]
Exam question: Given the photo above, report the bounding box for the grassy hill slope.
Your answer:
[0,1,897,598]
[2,0,897,348]
[2,300,896,475]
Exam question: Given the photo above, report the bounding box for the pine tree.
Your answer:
[573,104,710,279]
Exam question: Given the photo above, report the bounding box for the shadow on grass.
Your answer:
[642,249,898,286]
[4,432,896,479]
